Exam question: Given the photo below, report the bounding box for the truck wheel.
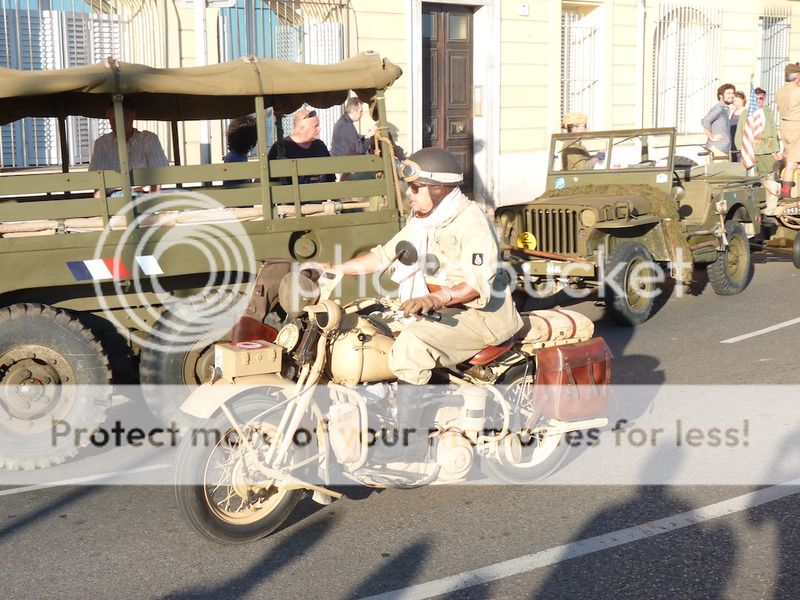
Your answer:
[793,235,800,269]
[604,242,658,326]
[139,291,249,431]
[0,304,111,469]
[708,221,751,295]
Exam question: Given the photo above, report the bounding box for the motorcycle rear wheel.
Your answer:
[175,394,304,544]
[481,365,570,483]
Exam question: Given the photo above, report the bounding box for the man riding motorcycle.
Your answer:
[325,147,523,386]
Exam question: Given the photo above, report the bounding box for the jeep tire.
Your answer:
[604,242,658,326]
[708,220,751,295]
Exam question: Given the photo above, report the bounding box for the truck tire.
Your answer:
[0,303,111,469]
[708,221,751,295]
[793,234,800,269]
[604,242,658,326]
[139,291,247,431]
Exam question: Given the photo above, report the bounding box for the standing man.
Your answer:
[267,107,335,184]
[325,148,523,386]
[776,63,800,197]
[331,97,375,157]
[89,98,169,196]
[735,87,782,176]
[701,83,735,157]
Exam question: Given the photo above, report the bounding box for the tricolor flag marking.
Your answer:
[66,258,131,281]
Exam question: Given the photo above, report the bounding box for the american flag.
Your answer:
[740,83,764,170]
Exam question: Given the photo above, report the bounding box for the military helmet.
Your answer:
[398,147,463,185]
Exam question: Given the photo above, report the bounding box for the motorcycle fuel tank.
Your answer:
[328,314,396,385]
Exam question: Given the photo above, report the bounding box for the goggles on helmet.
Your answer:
[397,159,463,185]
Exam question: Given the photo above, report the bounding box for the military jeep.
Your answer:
[495,128,763,325]
[0,54,404,468]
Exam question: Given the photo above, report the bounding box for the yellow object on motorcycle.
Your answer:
[328,315,395,385]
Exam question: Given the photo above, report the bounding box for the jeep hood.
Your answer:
[530,193,653,216]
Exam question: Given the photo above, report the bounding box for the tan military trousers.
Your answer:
[389,293,522,385]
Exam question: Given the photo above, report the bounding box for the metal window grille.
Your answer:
[760,7,790,114]
[0,0,122,168]
[218,1,348,149]
[653,3,721,134]
[561,5,600,125]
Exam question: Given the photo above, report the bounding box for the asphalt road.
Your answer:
[2,247,800,599]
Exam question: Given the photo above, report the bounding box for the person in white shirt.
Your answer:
[89,99,169,196]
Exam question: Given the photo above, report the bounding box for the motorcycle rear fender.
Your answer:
[180,374,295,419]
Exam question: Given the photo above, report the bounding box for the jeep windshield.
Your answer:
[550,128,676,173]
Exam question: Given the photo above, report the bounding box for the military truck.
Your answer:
[0,53,404,468]
[495,128,763,325]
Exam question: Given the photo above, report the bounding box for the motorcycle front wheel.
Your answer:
[481,365,571,484]
[175,393,305,544]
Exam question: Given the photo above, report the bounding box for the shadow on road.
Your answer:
[531,448,738,599]
[160,516,336,599]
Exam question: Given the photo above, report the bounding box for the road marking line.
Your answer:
[0,464,170,497]
[720,317,800,344]
[362,481,800,600]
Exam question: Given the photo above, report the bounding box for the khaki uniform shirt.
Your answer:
[371,193,523,346]
[562,139,593,170]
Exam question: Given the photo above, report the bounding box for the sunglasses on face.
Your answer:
[302,110,317,120]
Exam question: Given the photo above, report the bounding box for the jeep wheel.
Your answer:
[0,304,111,469]
[139,291,249,431]
[604,242,658,326]
[708,221,751,295]
[793,234,800,269]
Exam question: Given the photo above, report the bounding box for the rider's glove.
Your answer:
[400,290,451,316]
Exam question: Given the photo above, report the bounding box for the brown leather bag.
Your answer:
[534,337,612,421]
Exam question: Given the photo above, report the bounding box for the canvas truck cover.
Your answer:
[0,52,403,124]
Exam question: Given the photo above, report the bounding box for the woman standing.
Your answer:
[730,91,747,162]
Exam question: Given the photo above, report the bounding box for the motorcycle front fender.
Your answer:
[180,374,296,419]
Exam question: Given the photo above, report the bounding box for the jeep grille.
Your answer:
[524,208,579,255]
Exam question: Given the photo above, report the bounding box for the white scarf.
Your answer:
[392,187,466,301]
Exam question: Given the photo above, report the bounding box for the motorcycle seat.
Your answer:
[469,338,514,366]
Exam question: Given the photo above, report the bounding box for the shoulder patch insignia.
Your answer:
[472,253,484,266]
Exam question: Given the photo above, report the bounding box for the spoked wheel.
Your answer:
[708,221,751,295]
[604,242,658,326]
[0,304,111,469]
[175,393,305,544]
[481,365,570,483]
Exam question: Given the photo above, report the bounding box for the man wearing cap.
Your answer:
[701,83,735,156]
[734,87,781,176]
[322,147,523,386]
[561,112,605,170]
[776,63,800,196]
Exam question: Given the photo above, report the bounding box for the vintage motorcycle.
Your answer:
[174,242,612,544]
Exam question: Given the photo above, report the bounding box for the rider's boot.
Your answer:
[372,383,433,464]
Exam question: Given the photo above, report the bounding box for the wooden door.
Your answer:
[422,4,473,194]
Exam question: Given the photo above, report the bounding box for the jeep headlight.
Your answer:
[516,232,537,250]
[580,209,598,227]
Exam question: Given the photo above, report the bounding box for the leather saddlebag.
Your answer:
[534,337,612,420]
